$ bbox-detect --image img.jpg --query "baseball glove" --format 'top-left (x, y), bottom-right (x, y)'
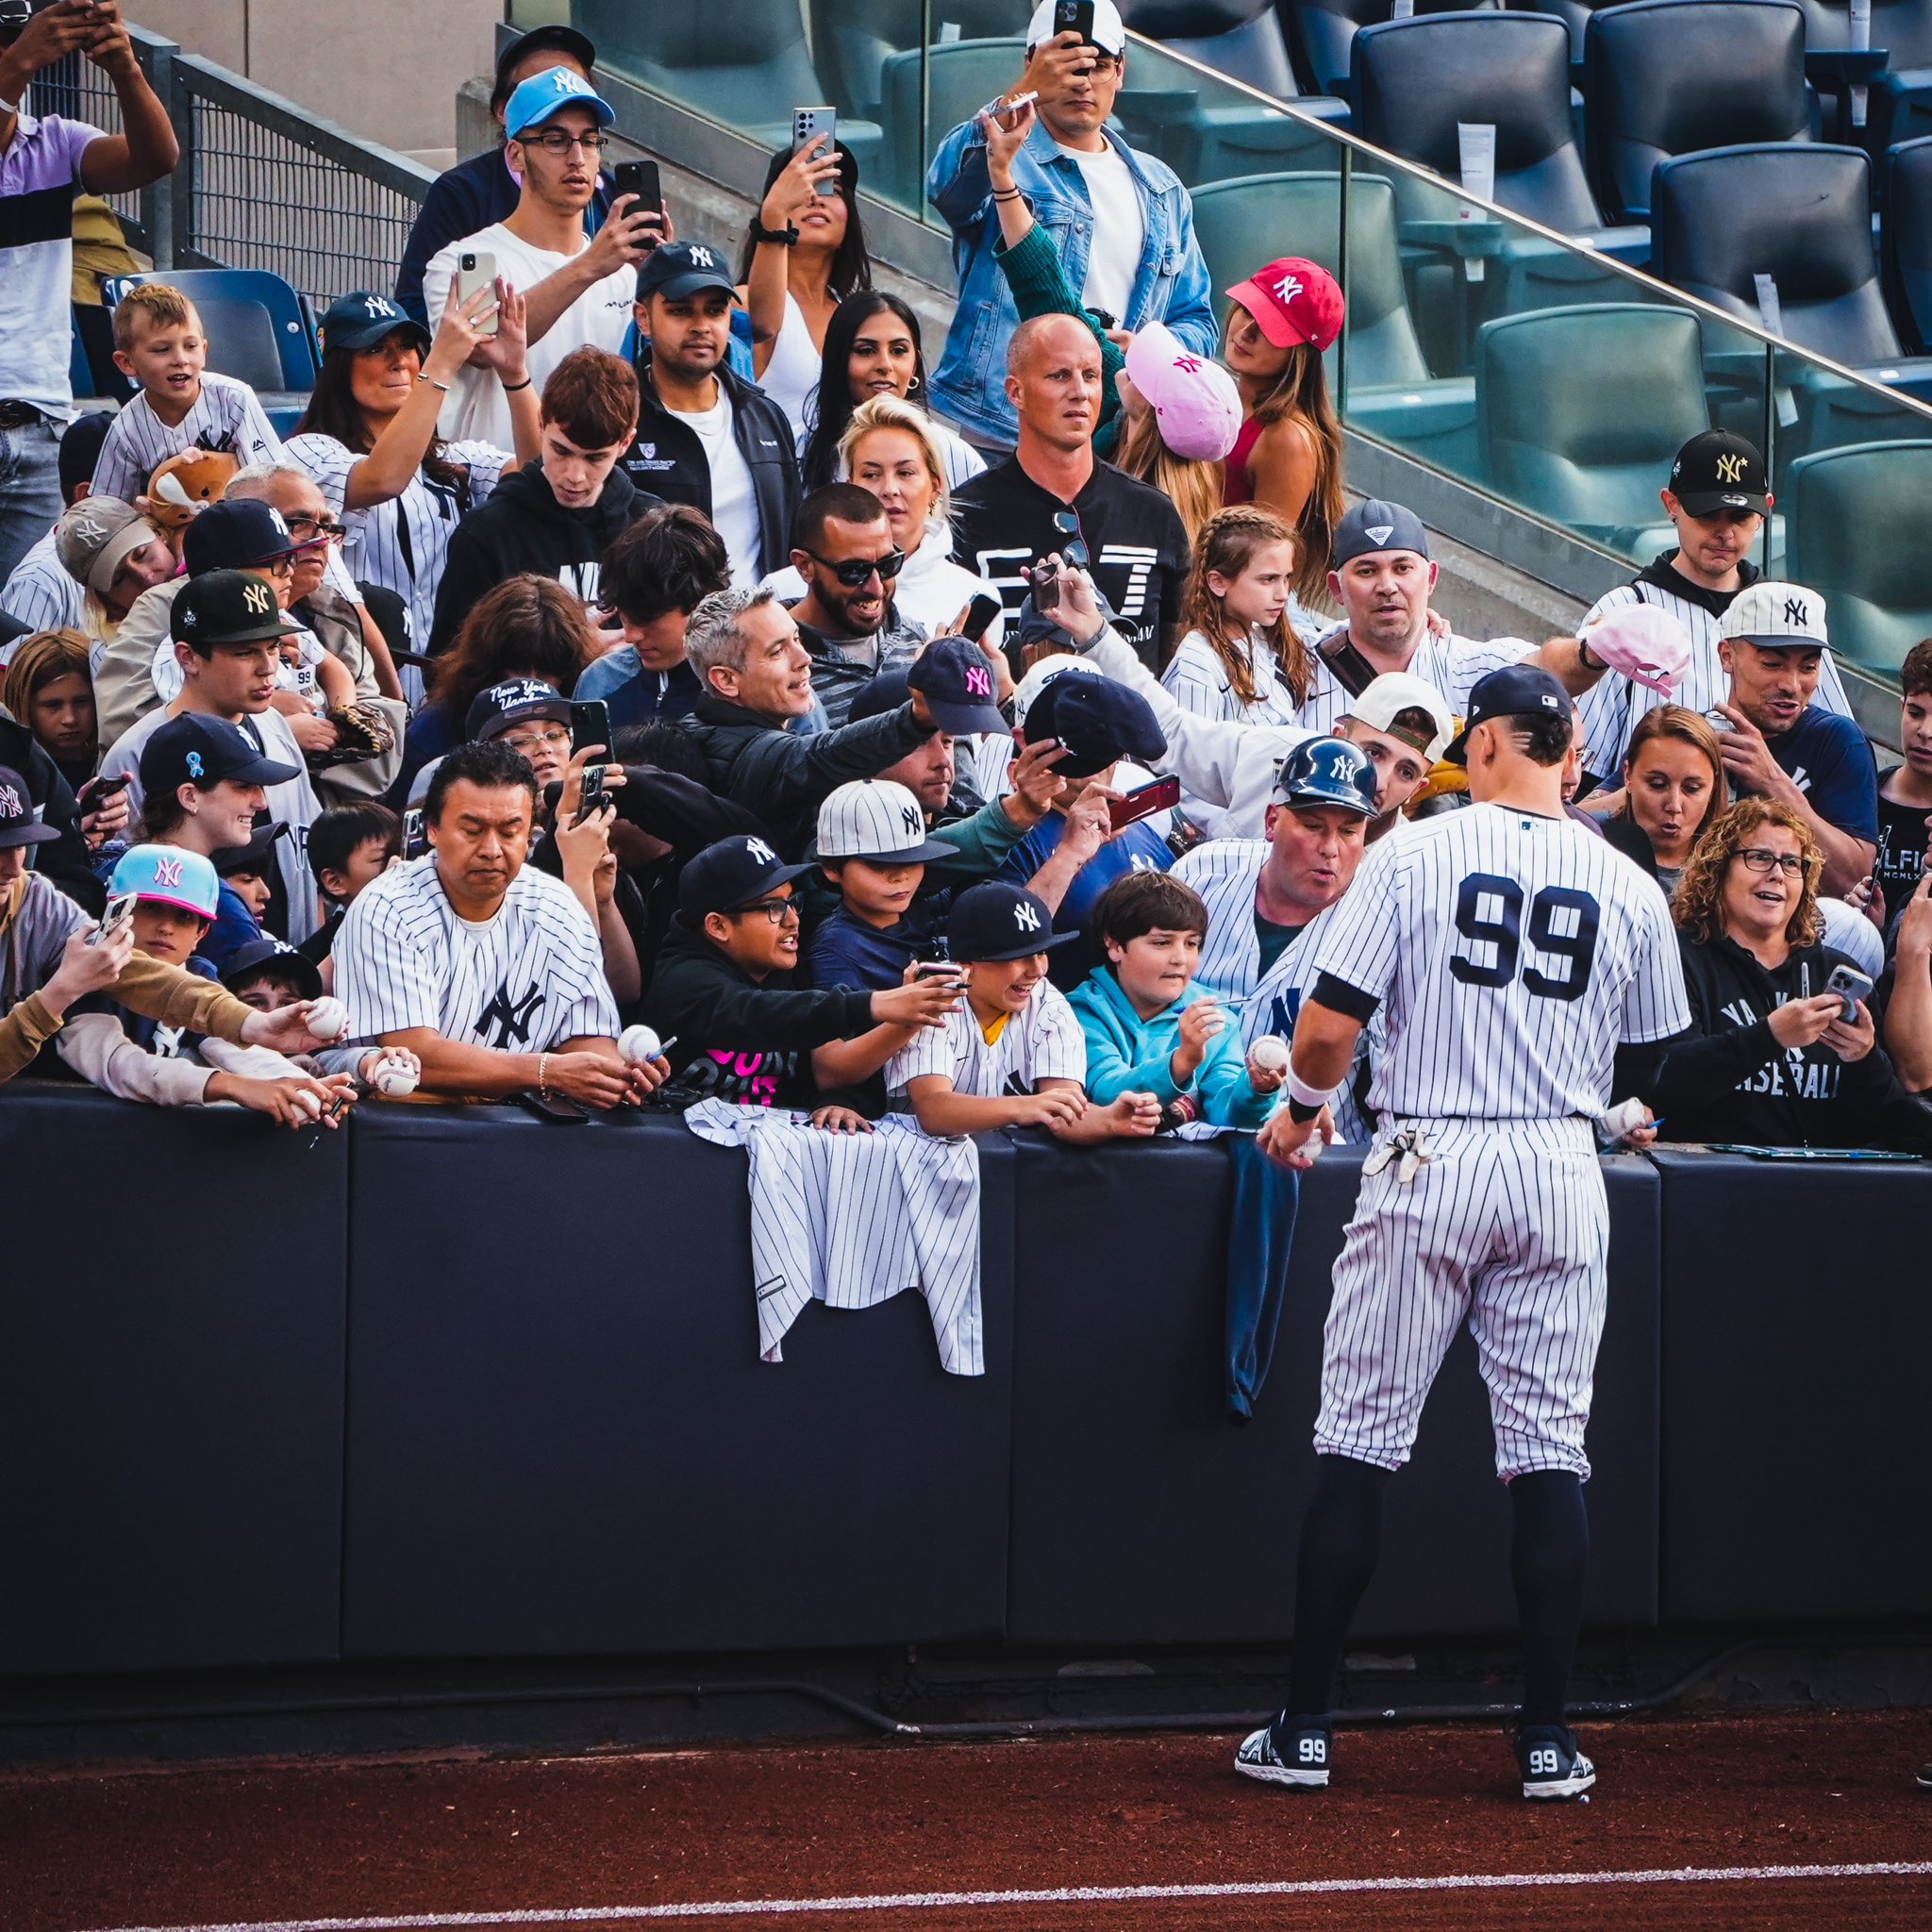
top-left (306, 700), bottom-right (397, 770)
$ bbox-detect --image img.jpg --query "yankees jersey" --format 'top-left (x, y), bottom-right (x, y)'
top-left (0, 527), bottom-right (83, 643)
top-left (336, 855), bottom-right (618, 1050)
top-left (1173, 839), bottom-right (1272, 1002)
top-left (1310, 802), bottom-right (1690, 1122)
top-left (92, 373), bottom-right (284, 504)
top-left (949, 457), bottom-right (1189, 665)
top-left (1163, 629), bottom-right (1303, 840)
top-left (1297, 626), bottom-right (1533, 738)
top-left (887, 978), bottom-right (1087, 1103)
top-left (285, 432), bottom-right (508, 651)
top-left (1574, 558), bottom-right (1853, 783)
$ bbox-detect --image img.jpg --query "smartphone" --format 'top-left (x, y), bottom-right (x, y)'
top-left (455, 249), bottom-right (499, 339)
top-left (1108, 774), bottom-right (1181, 832)
top-left (402, 808), bottom-right (427, 860)
top-left (913, 960), bottom-right (967, 986)
top-left (570, 698), bottom-right (612, 758)
top-left (91, 890), bottom-right (137, 947)
top-left (792, 107), bottom-right (839, 193)
top-left (1055, 0), bottom-right (1099, 44)
top-left (517, 1091), bottom-right (590, 1125)
top-left (1824, 962), bottom-right (1874, 1021)
top-left (1026, 560), bottom-right (1061, 612)
top-left (77, 772), bottom-right (129, 812)
top-left (574, 763), bottom-right (608, 827)
top-left (962, 592), bottom-right (1003, 642)
top-left (980, 89), bottom-right (1039, 128)
top-left (613, 158), bottom-right (661, 217)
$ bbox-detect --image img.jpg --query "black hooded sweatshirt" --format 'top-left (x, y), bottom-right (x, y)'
top-left (1641, 929), bottom-right (1932, 1150)
top-left (426, 461), bottom-right (662, 653)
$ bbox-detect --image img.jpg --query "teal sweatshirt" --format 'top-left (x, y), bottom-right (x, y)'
top-left (1066, 964), bottom-right (1274, 1127)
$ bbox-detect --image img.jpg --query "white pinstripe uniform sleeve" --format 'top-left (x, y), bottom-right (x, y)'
top-left (1, 540), bottom-right (84, 635)
top-left (1173, 840), bottom-right (1267, 1000)
top-left (1574, 584), bottom-right (1645, 780)
top-left (887, 1005), bottom-right (970, 1095)
top-left (90, 397), bottom-right (160, 503)
top-left (545, 908), bottom-right (623, 1041)
top-left (336, 872), bottom-right (447, 1038)
top-left (1161, 632), bottom-right (1241, 721)
top-left (1024, 980), bottom-right (1088, 1086)
top-left (1617, 877), bottom-right (1691, 1042)
top-left (285, 433), bottom-right (355, 515)
top-left (1308, 830), bottom-right (1407, 1008)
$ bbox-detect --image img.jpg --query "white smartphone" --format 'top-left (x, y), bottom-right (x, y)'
top-left (92, 891), bottom-right (137, 947)
top-left (1824, 962), bottom-right (1874, 1021)
top-left (455, 248), bottom-right (499, 339)
top-left (792, 107), bottom-right (838, 193)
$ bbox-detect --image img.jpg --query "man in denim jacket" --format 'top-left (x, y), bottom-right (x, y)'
top-left (924, 0), bottom-right (1217, 450)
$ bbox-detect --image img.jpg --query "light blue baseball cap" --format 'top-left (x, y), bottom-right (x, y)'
top-left (504, 65), bottom-right (615, 142)
top-left (109, 843), bottom-right (221, 922)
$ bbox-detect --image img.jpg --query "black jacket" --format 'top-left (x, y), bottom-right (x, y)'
top-left (677, 693), bottom-right (936, 859)
top-left (1644, 929), bottom-right (1932, 1150)
top-left (641, 915), bottom-right (874, 1109)
top-left (0, 717), bottom-right (102, 916)
top-left (620, 349), bottom-right (801, 579)
top-left (427, 461), bottom-right (661, 653)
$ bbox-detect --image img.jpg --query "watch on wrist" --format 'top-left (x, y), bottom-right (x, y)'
top-left (752, 218), bottom-right (800, 246)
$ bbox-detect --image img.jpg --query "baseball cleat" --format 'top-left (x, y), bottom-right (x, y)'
top-left (1517, 1724), bottom-right (1596, 1801)
top-left (1235, 1717), bottom-right (1331, 1790)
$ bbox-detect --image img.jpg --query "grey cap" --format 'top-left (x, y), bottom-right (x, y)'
top-left (1331, 499), bottom-right (1430, 569)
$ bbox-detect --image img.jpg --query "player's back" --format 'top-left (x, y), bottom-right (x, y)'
top-left (1315, 803), bottom-right (1685, 1123)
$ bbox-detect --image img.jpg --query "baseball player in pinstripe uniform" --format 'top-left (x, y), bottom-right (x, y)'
top-left (1235, 664), bottom-right (1690, 1803)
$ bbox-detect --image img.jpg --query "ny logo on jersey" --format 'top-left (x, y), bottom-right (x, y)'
top-left (744, 837), bottom-right (778, 866)
top-left (242, 580), bottom-right (275, 616)
top-left (476, 979), bottom-right (544, 1049)
top-left (963, 664), bottom-right (992, 699)
top-left (1272, 271), bottom-right (1304, 304)
top-left (153, 855), bottom-right (185, 888)
top-left (1011, 898), bottom-right (1042, 934)
top-left (1716, 454), bottom-right (1746, 484)
top-left (1783, 596), bottom-right (1808, 626)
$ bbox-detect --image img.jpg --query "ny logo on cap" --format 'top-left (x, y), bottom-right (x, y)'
top-left (67, 507), bottom-right (111, 547)
top-left (1272, 272), bottom-right (1304, 303)
top-left (1012, 898), bottom-right (1041, 933)
top-left (267, 508), bottom-right (291, 536)
top-left (0, 783), bottom-right (21, 819)
top-left (185, 751), bottom-right (205, 780)
top-left (154, 855), bottom-right (184, 888)
top-left (899, 804), bottom-right (921, 836)
top-left (689, 245), bottom-right (717, 269)
top-left (1784, 596), bottom-right (1808, 625)
top-left (963, 665), bottom-right (992, 699)
top-left (1366, 525), bottom-right (1393, 546)
top-left (1716, 453), bottom-right (1746, 484)
top-left (361, 295), bottom-right (395, 318)
top-left (552, 71), bottom-right (592, 95)
top-left (743, 837), bottom-right (777, 866)
top-left (1173, 354), bottom-right (1202, 375)
top-left (242, 581), bottom-right (274, 615)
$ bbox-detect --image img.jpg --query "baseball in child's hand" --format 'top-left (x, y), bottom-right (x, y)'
top-left (1247, 1034), bottom-right (1289, 1074)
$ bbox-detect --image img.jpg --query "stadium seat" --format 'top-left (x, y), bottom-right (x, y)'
top-left (1283, 0), bottom-right (1501, 101)
top-left (1887, 136), bottom-right (1932, 350)
top-left (1584, 0), bottom-right (1811, 225)
top-left (1189, 171), bottom-right (1478, 474)
top-left (1476, 303), bottom-right (1707, 553)
top-left (101, 268), bottom-right (320, 408)
top-left (810, 0), bottom-right (1019, 121)
top-left (1786, 439), bottom-right (1932, 670)
top-left (578, 0), bottom-right (882, 175)
top-left (878, 37), bottom-right (1028, 208)
top-left (1514, 0), bottom-right (1615, 63)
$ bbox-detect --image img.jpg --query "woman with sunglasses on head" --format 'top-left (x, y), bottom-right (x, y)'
top-left (738, 138), bottom-right (876, 454)
top-left (797, 292), bottom-right (985, 495)
top-left (1633, 797), bottom-right (1932, 1150)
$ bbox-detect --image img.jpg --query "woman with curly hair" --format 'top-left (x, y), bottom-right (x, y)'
top-left (1644, 797), bottom-right (1932, 1149)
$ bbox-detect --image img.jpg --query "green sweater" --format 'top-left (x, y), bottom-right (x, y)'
top-left (993, 222), bottom-right (1126, 458)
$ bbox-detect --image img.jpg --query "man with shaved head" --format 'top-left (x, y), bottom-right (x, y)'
top-left (951, 313), bottom-right (1190, 669)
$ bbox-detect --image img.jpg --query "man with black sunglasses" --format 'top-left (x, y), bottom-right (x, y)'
top-left (784, 484), bottom-right (926, 728)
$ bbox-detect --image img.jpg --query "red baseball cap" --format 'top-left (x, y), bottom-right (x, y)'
top-left (1224, 257), bottom-right (1345, 353)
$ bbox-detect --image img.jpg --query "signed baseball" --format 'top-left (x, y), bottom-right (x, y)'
top-left (372, 1058), bottom-right (418, 1098)
top-left (620, 1024), bottom-right (663, 1066)
top-left (307, 995), bottom-right (348, 1040)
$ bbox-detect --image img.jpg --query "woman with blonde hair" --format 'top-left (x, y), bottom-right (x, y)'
top-left (1647, 797), bottom-right (1931, 1149)
top-left (1611, 704), bottom-right (1726, 897)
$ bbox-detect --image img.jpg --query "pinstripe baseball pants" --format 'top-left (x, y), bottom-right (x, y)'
top-left (1313, 1117), bottom-right (1607, 1481)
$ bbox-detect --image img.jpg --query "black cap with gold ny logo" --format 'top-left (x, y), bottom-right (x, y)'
top-left (1669, 429), bottom-right (1770, 518)
top-left (170, 568), bottom-right (297, 648)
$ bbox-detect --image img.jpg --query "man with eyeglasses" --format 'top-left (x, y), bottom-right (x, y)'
top-left (425, 67), bottom-right (661, 452)
top-left (925, 0), bottom-right (1216, 454)
top-left (780, 483), bottom-right (926, 729)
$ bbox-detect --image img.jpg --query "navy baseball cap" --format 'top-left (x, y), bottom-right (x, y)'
top-left (1023, 670), bottom-right (1165, 779)
top-left (58, 410), bottom-right (113, 503)
top-left (1274, 736), bottom-right (1377, 815)
top-left (636, 241), bottom-right (737, 304)
top-left (492, 23), bottom-right (597, 109)
top-left (908, 637), bottom-right (1009, 737)
top-left (170, 569), bottom-right (298, 647)
top-left (182, 499), bottom-right (301, 575)
top-left (211, 818), bottom-right (290, 876)
top-left (1444, 663), bottom-right (1572, 766)
top-left (141, 715), bottom-right (301, 800)
top-left (849, 667), bottom-right (912, 724)
top-left (679, 833), bottom-right (814, 917)
top-left (946, 881), bottom-right (1078, 963)
top-left (320, 291), bottom-right (431, 356)
top-left (465, 677), bottom-right (570, 743)
top-left (0, 764), bottom-right (59, 850)
top-left (1331, 498), bottom-right (1430, 568)
top-left (220, 935), bottom-right (322, 1000)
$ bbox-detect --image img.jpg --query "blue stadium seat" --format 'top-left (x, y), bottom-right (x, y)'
top-left (1886, 135), bottom-right (1932, 349)
top-left (1476, 303), bottom-right (1707, 553)
top-left (879, 37), bottom-right (1028, 209)
top-left (1584, 0), bottom-right (1811, 225)
top-left (1786, 439), bottom-right (1932, 670)
top-left (101, 268), bottom-right (319, 397)
top-left (1283, 0), bottom-right (1502, 101)
top-left (811, 0), bottom-right (1020, 121)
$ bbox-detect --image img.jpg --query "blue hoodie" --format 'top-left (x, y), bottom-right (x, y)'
top-left (1067, 964), bottom-right (1274, 1128)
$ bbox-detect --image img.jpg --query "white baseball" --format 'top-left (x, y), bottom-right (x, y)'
top-left (307, 995), bottom-right (348, 1040)
top-left (373, 1058), bottom-right (418, 1098)
top-left (620, 1024), bottom-right (662, 1065)
top-left (291, 1087), bottom-right (324, 1120)
top-left (1602, 1097), bottom-right (1649, 1141)
top-left (1247, 1034), bottom-right (1290, 1074)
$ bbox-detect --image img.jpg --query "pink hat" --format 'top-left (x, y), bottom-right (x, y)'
top-left (1580, 605), bottom-right (1694, 696)
top-left (1224, 256), bottom-right (1345, 352)
top-left (1124, 322), bottom-right (1242, 462)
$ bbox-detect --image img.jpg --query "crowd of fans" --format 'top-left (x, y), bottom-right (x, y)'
top-left (3, 0), bottom-right (1930, 1183)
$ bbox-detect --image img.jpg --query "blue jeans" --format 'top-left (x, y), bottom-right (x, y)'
top-left (0, 417), bottom-right (61, 590)
top-left (1224, 1132), bottom-right (1302, 1423)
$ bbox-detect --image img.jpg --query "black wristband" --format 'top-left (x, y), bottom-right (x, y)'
top-left (1287, 1097), bottom-right (1323, 1124)
top-left (752, 219), bottom-right (800, 246)
top-left (501, 377), bottom-right (532, 392)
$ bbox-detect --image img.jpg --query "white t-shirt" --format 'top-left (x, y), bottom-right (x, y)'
top-left (672, 387), bottom-right (761, 588)
top-left (1061, 139), bottom-right (1145, 325)
top-left (92, 372), bottom-right (285, 504)
top-left (336, 854), bottom-right (618, 1050)
top-left (887, 979), bottom-right (1087, 1103)
top-left (423, 222), bottom-right (636, 449)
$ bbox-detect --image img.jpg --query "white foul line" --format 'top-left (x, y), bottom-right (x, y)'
top-left (82, 1859), bottom-right (1932, 1931)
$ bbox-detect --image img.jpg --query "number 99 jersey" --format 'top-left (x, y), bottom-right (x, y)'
top-left (1309, 804), bottom-right (1690, 1123)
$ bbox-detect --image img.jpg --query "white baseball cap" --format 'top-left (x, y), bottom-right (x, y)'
top-left (1009, 650), bottom-right (1103, 729)
top-left (1340, 671), bottom-right (1456, 765)
top-left (817, 779), bottom-right (957, 865)
top-left (1719, 580), bottom-right (1830, 651)
top-left (1026, 0), bottom-right (1127, 54)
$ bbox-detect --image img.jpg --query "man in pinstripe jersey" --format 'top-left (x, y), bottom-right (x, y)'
top-left (1237, 664), bottom-right (1690, 1804)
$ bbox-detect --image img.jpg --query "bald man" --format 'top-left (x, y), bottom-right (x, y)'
top-left (950, 314), bottom-right (1190, 670)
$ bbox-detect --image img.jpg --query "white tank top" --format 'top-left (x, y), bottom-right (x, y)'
top-left (760, 291), bottom-right (824, 452)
